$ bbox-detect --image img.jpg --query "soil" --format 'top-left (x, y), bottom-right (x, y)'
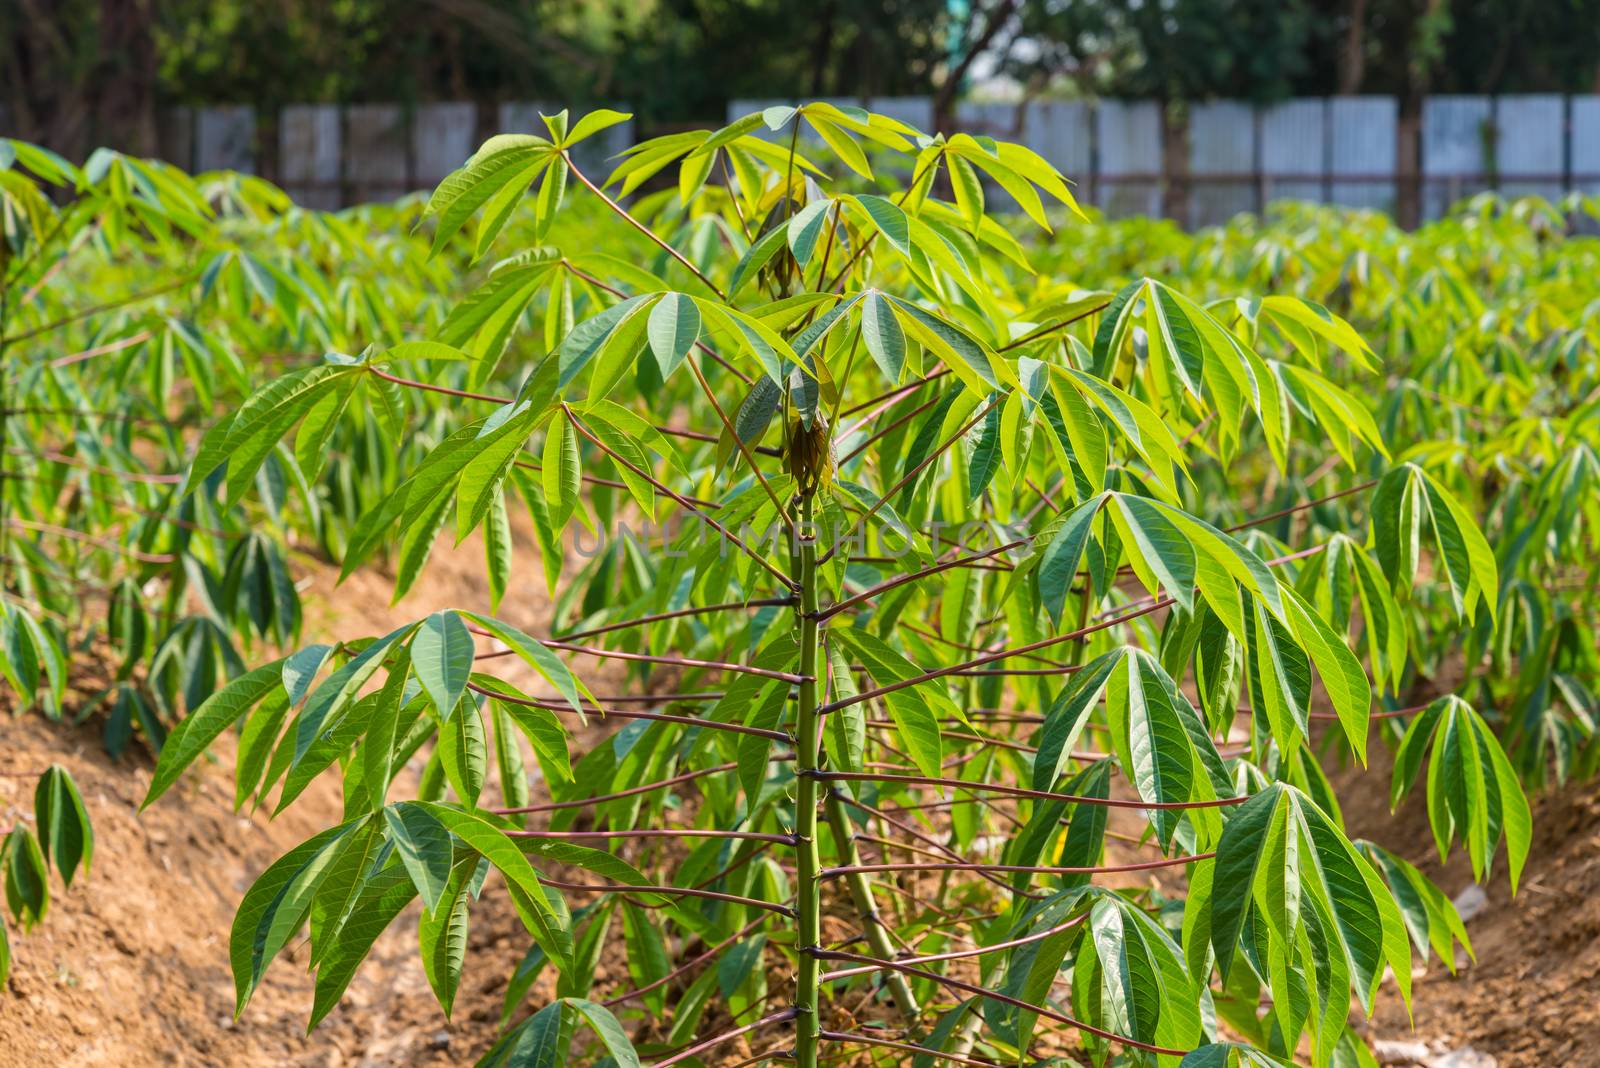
top-left (1337, 748), bottom-right (1600, 1067)
top-left (3, 523), bottom-right (1598, 1066)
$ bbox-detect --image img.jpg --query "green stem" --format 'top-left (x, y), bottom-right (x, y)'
top-left (793, 494), bottom-right (822, 1068)
top-left (822, 789), bottom-right (921, 1017)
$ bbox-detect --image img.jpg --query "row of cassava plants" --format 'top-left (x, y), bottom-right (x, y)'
top-left (0, 141), bottom-right (464, 980)
top-left (0, 131), bottom-right (744, 984)
top-left (140, 105), bottom-right (1548, 1068)
top-left (1023, 195), bottom-right (1600, 793)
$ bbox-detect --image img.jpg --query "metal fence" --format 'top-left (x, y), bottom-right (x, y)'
top-left (734, 94), bottom-right (1600, 227)
top-left (41, 101), bottom-right (634, 209)
top-left (6, 95), bottom-right (1598, 224)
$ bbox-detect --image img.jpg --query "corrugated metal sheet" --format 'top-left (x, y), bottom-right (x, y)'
top-left (1096, 100), bottom-right (1162, 218)
top-left (1497, 94), bottom-right (1565, 200)
top-left (195, 106), bottom-right (255, 175)
top-left (413, 103), bottom-right (477, 188)
top-left (1423, 95), bottom-right (1493, 218)
top-left (1260, 99), bottom-right (1326, 205)
top-left (1189, 101), bottom-right (1256, 227)
top-left (1329, 97), bottom-right (1396, 212)
top-left (280, 105), bottom-right (341, 210)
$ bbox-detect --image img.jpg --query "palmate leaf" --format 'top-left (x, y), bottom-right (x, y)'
top-left (309, 863), bottom-right (417, 1028)
top-left (1391, 696), bottom-right (1532, 888)
top-left (424, 135), bottom-right (555, 256)
top-left (307, 814), bottom-right (384, 965)
top-left (1372, 463), bottom-right (1499, 622)
top-left (1057, 366), bottom-right (1189, 501)
top-left (1359, 841), bottom-right (1473, 971)
top-left (185, 364), bottom-right (359, 501)
top-left (1084, 892), bottom-right (1203, 1061)
top-left (3, 826), bottom-right (50, 932)
top-left (1107, 649), bottom-right (1228, 850)
top-left (231, 822), bottom-right (355, 1014)
top-left (33, 765), bottom-right (93, 887)
top-left (293, 625), bottom-right (416, 765)
top-left (1258, 296), bottom-right (1378, 373)
top-left (1207, 783), bottom-right (1410, 1018)
top-left (418, 803), bottom-right (575, 975)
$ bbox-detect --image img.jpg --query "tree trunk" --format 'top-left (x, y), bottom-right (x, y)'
top-left (932, 0), bottom-right (1017, 134)
top-left (1160, 101), bottom-right (1191, 227)
top-left (1338, 0), bottom-right (1368, 95)
top-left (92, 0), bottom-right (159, 154)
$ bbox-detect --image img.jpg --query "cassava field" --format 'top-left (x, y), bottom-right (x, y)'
top-left (1, 108), bottom-right (1597, 1068)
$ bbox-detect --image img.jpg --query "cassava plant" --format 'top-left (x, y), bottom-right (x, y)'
top-left (1, 138), bottom-right (423, 982)
top-left (146, 105), bottom-right (1534, 1068)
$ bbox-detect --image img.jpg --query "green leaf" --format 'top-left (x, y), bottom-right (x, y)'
top-left (231, 823), bottom-right (353, 1014)
top-left (437, 698), bottom-right (488, 807)
top-left (825, 641), bottom-right (866, 777)
top-left (565, 998), bottom-right (642, 1068)
top-left (383, 802), bottom-right (454, 914)
top-left (542, 417), bottom-right (580, 530)
top-left (565, 109), bottom-right (632, 146)
top-left (143, 658), bottom-right (287, 808)
top-left (34, 765), bottom-right (93, 887)
top-left (507, 1001), bottom-right (566, 1067)
top-left (1035, 493), bottom-right (1104, 629)
top-left (647, 292), bottom-right (700, 379)
top-left (495, 693), bottom-right (573, 784)
top-left (1033, 651), bottom-right (1118, 790)
top-left (486, 490), bottom-right (514, 614)
top-left (414, 611), bottom-right (474, 722)
top-left (786, 200), bottom-right (833, 266)
top-left (456, 405), bottom-right (540, 541)
top-left (309, 864), bottom-right (417, 1028)
top-left (462, 614), bottom-right (587, 715)
top-left (887, 295), bottom-right (998, 393)
top-left (1208, 786), bottom-right (1284, 981)
top-left (419, 803), bottom-right (575, 975)
top-left (1281, 586), bottom-right (1371, 762)
top-left (293, 626), bottom-right (414, 764)
top-left (420, 855), bottom-right (478, 1016)
top-left (307, 816), bottom-right (384, 964)
top-left (1110, 493), bottom-right (1196, 613)
top-left (558, 294), bottom-right (653, 389)
top-left (848, 194), bottom-right (911, 257)
top-left (831, 627), bottom-right (953, 776)
top-left (425, 141), bottom-right (553, 255)
top-left (1113, 650), bottom-right (1224, 850)
top-left (3, 826), bottom-right (50, 931)
top-left (859, 290), bottom-right (905, 382)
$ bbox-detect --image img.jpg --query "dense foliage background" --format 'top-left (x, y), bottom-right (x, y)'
top-left (7, 0), bottom-right (1600, 155)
